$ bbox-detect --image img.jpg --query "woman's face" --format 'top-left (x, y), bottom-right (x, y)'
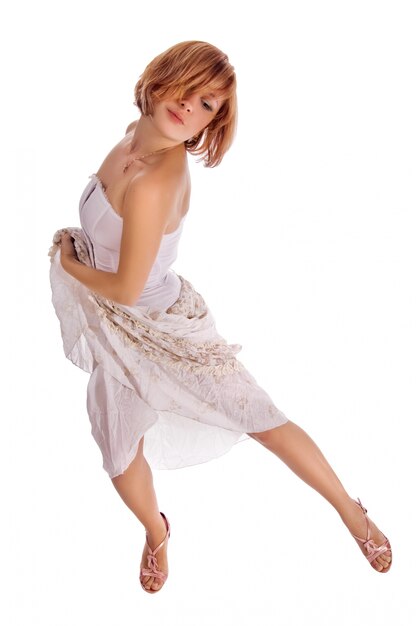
top-left (152, 90), bottom-right (224, 142)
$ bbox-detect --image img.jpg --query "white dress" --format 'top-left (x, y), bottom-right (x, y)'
top-left (48, 174), bottom-right (289, 478)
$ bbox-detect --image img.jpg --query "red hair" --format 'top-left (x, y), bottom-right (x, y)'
top-left (133, 41), bottom-right (238, 168)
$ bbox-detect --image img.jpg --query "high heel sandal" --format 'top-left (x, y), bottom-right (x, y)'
top-left (350, 497), bottom-right (392, 573)
top-left (140, 511), bottom-right (171, 593)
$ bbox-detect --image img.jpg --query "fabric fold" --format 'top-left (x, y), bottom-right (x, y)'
top-left (49, 227), bottom-right (288, 477)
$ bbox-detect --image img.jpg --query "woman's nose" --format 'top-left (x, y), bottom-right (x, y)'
top-left (179, 99), bottom-right (192, 113)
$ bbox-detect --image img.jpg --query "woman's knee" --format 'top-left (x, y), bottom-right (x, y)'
top-left (137, 434), bottom-right (145, 454)
top-left (111, 436), bottom-right (147, 482)
top-left (131, 435), bottom-right (146, 467)
top-left (247, 419), bottom-right (293, 443)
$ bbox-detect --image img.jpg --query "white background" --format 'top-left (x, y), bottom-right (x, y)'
top-left (1, 0), bottom-right (415, 624)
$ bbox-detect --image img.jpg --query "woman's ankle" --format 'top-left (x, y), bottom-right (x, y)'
top-left (145, 512), bottom-right (167, 539)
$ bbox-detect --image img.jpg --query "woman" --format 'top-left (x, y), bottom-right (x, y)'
top-left (49, 40), bottom-right (392, 594)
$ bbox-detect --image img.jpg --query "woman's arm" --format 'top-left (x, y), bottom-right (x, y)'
top-left (60, 245), bottom-right (124, 303)
top-left (115, 172), bottom-right (174, 305)
top-left (60, 171), bottom-right (173, 306)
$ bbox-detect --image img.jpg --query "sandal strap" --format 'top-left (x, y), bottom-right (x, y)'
top-left (358, 538), bottom-right (390, 564)
top-left (140, 511), bottom-right (171, 585)
top-left (351, 497), bottom-right (371, 542)
top-left (141, 555), bottom-right (168, 581)
top-left (351, 497), bottom-right (391, 564)
top-left (146, 535), bottom-right (167, 556)
top-left (145, 512), bottom-right (171, 556)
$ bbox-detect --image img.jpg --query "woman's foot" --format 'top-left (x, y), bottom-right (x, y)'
top-left (340, 497), bottom-right (392, 572)
top-left (140, 513), bottom-right (170, 592)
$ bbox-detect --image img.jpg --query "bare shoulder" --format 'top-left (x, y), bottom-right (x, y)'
top-left (125, 120), bottom-right (138, 134)
top-left (125, 153), bottom-right (188, 212)
top-left (125, 163), bottom-right (181, 209)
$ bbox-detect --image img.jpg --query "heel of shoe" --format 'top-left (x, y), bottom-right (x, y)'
top-left (354, 497), bottom-right (368, 515)
top-left (160, 511), bottom-right (171, 537)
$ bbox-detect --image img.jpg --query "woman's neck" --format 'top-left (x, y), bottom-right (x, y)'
top-left (128, 115), bottom-right (184, 157)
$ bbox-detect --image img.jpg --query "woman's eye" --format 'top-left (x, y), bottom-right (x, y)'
top-left (202, 101), bottom-right (213, 112)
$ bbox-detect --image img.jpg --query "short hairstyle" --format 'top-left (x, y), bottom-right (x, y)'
top-left (133, 41), bottom-right (238, 168)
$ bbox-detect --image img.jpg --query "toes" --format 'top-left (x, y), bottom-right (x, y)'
top-left (142, 575), bottom-right (153, 589)
top-left (374, 554), bottom-right (390, 570)
top-left (145, 576), bottom-right (154, 589)
top-left (141, 573), bottom-right (163, 591)
top-left (373, 556), bottom-right (383, 572)
top-left (379, 551), bottom-right (392, 566)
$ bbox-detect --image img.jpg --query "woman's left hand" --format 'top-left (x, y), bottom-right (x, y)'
top-left (60, 232), bottom-right (77, 260)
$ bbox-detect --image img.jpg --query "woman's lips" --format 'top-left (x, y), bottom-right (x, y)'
top-left (167, 109), bottom-right (184, 124)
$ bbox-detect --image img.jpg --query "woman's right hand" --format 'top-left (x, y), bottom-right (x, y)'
top-left (60, 232), bottom-right (77, 260)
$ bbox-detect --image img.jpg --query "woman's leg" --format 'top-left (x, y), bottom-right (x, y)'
top-left (110, 435), bottom-right (170, 590)
top-left (247, 420), bottom-right (392, 571)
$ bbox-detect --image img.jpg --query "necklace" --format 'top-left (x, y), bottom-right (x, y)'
top-left (122, 145), bottom-right (176, 173)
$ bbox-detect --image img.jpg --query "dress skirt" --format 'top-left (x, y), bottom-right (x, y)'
top-left (49, 227), bottom-right (289, 478)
